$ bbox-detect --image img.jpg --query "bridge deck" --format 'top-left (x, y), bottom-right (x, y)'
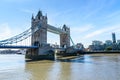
top-left (0, 46), bottom-right (38, 49)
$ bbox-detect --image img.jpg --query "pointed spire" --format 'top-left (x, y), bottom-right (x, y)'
top-left (37, 10), bottom-right (42, 19)
top-left (62, 24), bottom-right (67, 31)
top-left (45, 13), bottom-right (47, 19)
top-left (63, 24), bottom-right (67, 28)
top-left (32, 14), bottom-right (34, 20)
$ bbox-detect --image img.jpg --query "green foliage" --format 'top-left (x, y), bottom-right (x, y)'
top-left (105, 46), bottom-right (112, 51)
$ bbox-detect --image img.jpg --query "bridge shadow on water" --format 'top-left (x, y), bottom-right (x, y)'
top-left (25, 55), bottom-right (98, 64)
top-left (55, 55), bottom-right (95, 64)
top-left (25, 59), bottom-right (54, 63)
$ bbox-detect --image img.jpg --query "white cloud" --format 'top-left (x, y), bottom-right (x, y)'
top-left (68, 24), bottom-right (95, 47)
top-left (84, 24), bottom-right (120, 39)
top-left (106, 11), bottom-right (120, 18)
top-left (83, 0), bottom-right (106, 19)
top-left (0, 23), bottom-right (12, 40)
top-left (83, 0), bottom-right (116, 20)
top-left (84, 30), bottom-right (104, 39)
top-left (47, 32), bottom-right (60, 45)
top-left (20, 9), bottom-right (35, 14)
top-left (48, 9), bottom-right (73, 25)
top-left (52, 9), bottom-right (73, 18)
top-left (71, 24), bottom-right (94, 33)
top-left (0, 23), bottom-right (32, 46)
top-left (83, 9), bottom-right (100, 20)
top-left (1, 0), bottom-right (30, 2)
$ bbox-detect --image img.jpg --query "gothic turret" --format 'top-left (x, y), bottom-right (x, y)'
top-left (36, 10), bottom-right (42, 19)
top-left (31, 14), bottom-right (34, 20)
top-left (45, 13), bottom-right (47, 20)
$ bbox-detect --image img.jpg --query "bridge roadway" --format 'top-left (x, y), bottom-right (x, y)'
top-left (0, 45), bottom-right (38, 49)
top-left (0, 45), bottom-right (66, 52)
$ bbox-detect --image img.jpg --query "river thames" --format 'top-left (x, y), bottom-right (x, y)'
top-left (0, 53), bottom-right (120, 80)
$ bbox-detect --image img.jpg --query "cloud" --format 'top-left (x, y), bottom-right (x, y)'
top-left (52, 9), bottom-right (73, 18)
top-left (20, 9), bottom-right (35, 14)
top-left (106, 11), bottom-right (120, 18)
top-left (0, 23), bottom-right (12, 40)
top-left (83, 9), bottom-right (100, 20)
top-left (69, 24), bottom-right (95, 46)
top-left (0, 23), bottom-right (32, 46)
top-left (47, 32), bottom-right (60, 45)
top-left (84, 24), bottom-right (120, 39)
top-left (71, 24), bottom-right (94, 33)
top-left (83, 0), bottom-right (106, 19)
top-left (48, 9), bottom-right (73, 25)
top-left (83, 0), bottom-right (116, 20)
top-left (1, 0), bottom-right (30, 2)
top-left (84, 30), bottom-right (104, 39)
top-left (0, 23), bottom-right (27, 40)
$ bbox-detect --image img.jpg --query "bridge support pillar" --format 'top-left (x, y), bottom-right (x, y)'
top-left (26, 48), bottom-right (54, 60)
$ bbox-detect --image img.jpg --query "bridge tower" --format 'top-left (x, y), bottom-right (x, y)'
top-left (26, 11), bottom-right (54, 60)
top-left (31, 10), bottom-right (47, 46)
top-left (60, 24), bottom-right (70, 48)
top-left (28, 11), bottom-right (51, 57)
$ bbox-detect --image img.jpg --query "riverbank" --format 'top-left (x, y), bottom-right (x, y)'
top-left (84, 51), bottom-right (120, 54)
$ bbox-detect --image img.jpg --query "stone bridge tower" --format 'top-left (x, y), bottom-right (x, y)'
top-left (31, 11), bottom-right (48, 55)
top-left (31, 10), bottom-right (47, 46)
top-left (60, 24), bottom-right (70, 48)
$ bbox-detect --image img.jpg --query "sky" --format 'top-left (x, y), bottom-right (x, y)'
top-left (0, 0), bottom-right (120, 47)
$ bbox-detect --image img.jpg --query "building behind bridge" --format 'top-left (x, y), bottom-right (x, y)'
top-left (88, 33), bottom-right (120, 51)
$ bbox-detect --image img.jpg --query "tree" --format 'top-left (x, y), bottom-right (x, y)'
top-left (105, 46), bottom-right (112, 51)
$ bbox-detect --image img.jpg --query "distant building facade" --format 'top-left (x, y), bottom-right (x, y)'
top-left (89, 40), bottom-right (104, 51)
top-left (117, 40), bottom-right (120, 44)
top-left (89, 40), bottom-right (120, 51)
top-left (105, 40), bottom-right (112, 46)
top-left (112, 33), bottom-right (116, 43)
top-left (76, 43), bottom-right (84, 50)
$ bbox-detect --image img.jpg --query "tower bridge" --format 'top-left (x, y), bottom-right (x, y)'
top-left (0, 11), bottom-right (75, 60)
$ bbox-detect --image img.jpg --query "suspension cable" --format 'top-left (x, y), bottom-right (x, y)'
top-left (0, 22), bottom-right (42, 46)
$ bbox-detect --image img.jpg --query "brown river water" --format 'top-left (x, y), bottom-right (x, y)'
top-left (0, 53), bottom-right (120, 80)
